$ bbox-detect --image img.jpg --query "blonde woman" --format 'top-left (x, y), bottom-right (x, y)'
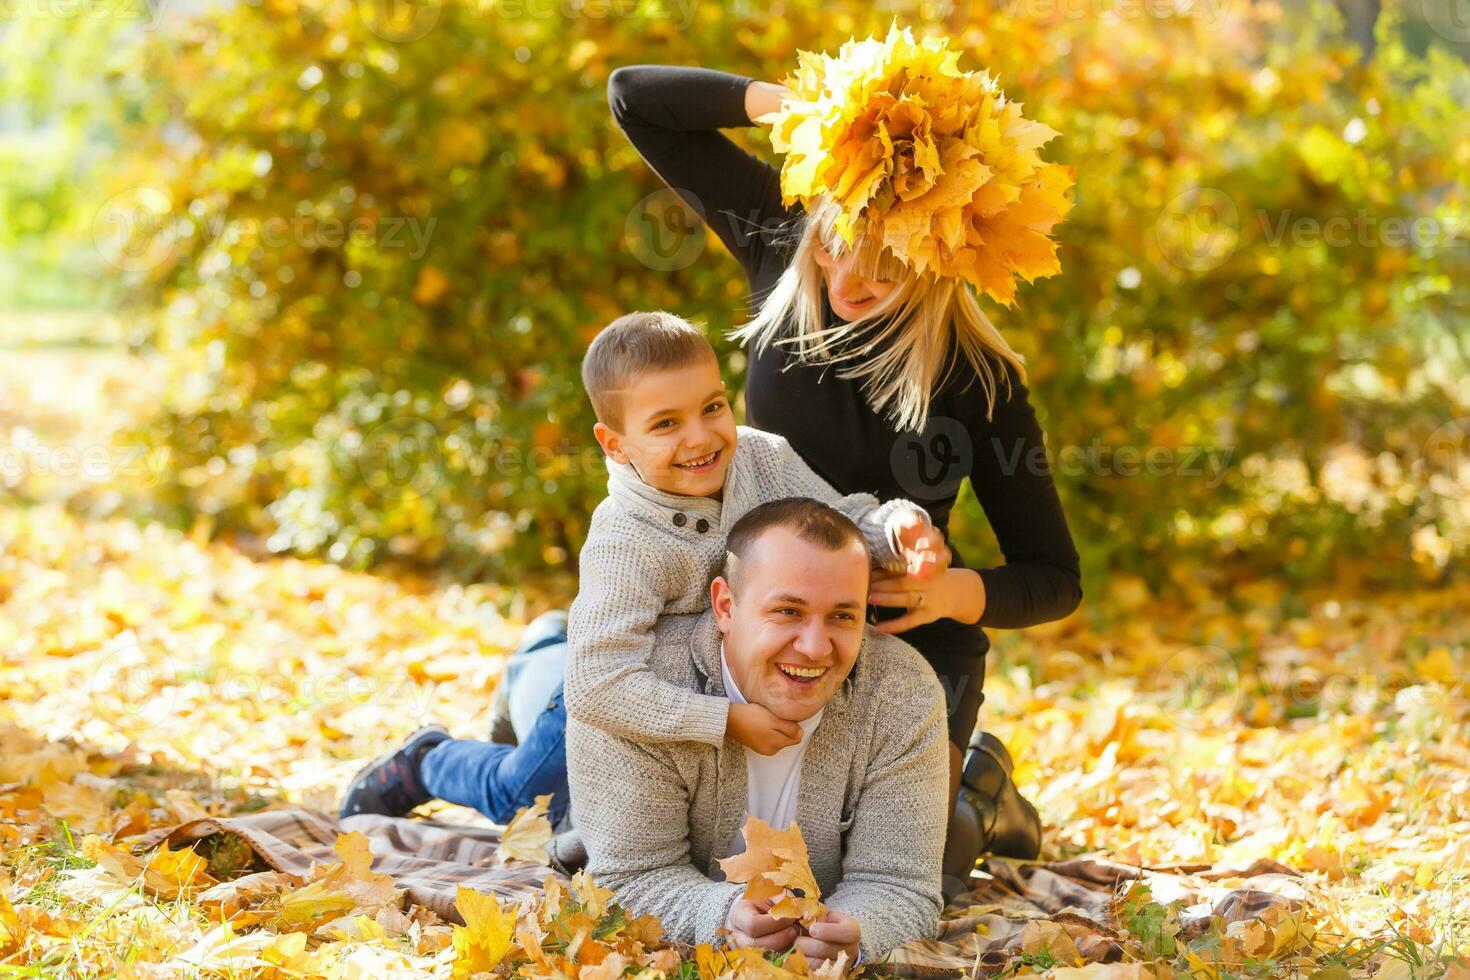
top-left (607, 58), bottom-right (1082, 889)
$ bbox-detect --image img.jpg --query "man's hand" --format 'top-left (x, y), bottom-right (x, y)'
top-left (891, 509), bottom-right (948, 581)
top-left (728, 702), bottom-right (802, 756)
top-left (795, 908), bottom-right (861, 967)
top-left (727, 898), bottom-right (799, 950)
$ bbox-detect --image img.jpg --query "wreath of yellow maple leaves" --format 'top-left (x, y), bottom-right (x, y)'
top-left (757, 22), bottom-right (1075, 306)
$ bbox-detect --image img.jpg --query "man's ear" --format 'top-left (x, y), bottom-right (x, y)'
top-left (593, 421), bottom-right (629, 464)
top-left (711, 575), bottom-right (735, 632)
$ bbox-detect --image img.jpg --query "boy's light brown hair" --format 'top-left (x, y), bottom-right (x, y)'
top-left (581, 311), bottom-right (716, 429)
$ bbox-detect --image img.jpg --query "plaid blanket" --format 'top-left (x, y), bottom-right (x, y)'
top-left (888, 857), bottom-right (1306, 977)
top-left (135, 806), bottom-right (565, 924)
top-left (138, 808), bottom-right (1307, 976)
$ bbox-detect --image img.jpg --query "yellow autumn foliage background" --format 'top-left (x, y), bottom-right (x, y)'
top-left (2, 0), bottom-right (1469, 976)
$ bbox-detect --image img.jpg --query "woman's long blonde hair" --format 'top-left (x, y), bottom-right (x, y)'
top-left (730, 196), bottom-right (1026, 432)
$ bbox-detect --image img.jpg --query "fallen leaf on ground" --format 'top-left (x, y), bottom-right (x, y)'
top-left (452, 885), bottom-right (516, 978)
top-left (497, 794), bottom-right (553, 866)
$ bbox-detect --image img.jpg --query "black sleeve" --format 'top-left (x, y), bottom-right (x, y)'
top-left (968, 365), bottom-right (1084, 629)
top-left (607, 65), bottom-right (793, 280)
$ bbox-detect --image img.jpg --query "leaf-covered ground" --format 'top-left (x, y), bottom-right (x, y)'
top-left (2, 322), bottom-right (1468, 976)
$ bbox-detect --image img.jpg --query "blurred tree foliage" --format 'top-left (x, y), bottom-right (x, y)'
top-left (106, 0), bottom-right (1469, 589)
top-left (0, 14), bottom-right (148, 308)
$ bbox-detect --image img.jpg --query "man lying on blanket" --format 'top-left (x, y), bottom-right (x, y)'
top-left (567, 497), bottom-right (951, 967)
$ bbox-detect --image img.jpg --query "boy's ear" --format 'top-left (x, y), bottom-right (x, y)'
top-left (711, 575), bottom-right (735, 631)
top-left (593, 421), bottom-right (628, 463)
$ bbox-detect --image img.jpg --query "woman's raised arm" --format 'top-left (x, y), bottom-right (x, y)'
top-left (607, 65), bottom-right (794, 278)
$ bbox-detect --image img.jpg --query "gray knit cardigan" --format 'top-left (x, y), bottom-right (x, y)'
top-left (565, 609), bottom-right (949, 962)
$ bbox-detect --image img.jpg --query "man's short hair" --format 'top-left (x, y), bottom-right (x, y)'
top-left (581, 311), bottom-right (716, 429)
top-left (723, 497), bottom-right (871, 591)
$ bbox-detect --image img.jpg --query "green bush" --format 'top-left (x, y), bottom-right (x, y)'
top-left (112, 0), bottom-right (1468, 588)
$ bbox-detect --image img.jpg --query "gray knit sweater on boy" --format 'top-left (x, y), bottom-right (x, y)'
top-left (563, 425), bottom-right (925, 745)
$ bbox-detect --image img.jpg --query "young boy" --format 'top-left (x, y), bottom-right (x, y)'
top-left (563, 310), bottom-right (941, 754)
top-left (338, 312), bottom-right (940, 825)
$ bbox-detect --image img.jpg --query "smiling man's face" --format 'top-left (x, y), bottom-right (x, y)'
top-left (710, 524), bottom-right (870, 722)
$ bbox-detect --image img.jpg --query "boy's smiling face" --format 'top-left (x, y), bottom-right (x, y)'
top-left (593, 354), bottom-right (737, 499)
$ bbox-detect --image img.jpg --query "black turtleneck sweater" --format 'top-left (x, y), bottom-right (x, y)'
top-left (607, 64), bottom-right (1082, 676)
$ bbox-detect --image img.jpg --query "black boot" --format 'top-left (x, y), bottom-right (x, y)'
top-left (941, 791), bottom-right (984, 905)
top-left (960, 731), bottom-right (1042, 860)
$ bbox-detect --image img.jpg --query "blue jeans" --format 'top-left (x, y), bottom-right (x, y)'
top-left (419, 612), bottom-right (570, 826)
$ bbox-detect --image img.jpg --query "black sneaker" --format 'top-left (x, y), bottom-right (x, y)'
top-left (339, 725), bottom-right (450, 818)
top-left (960, 731), bottom-right (1043, 860)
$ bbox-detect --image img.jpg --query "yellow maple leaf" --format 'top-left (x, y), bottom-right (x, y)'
top-left (569, 869), bottom-right (615, 919)
top-left (270, 878), bottom-right (358, 931)
top-left (146, 840), bottom-right (215, 895)
top-left (623, 912), bottom-right (665, 948)
top-left (695, 943), bottom-right (734, 980)
top-left (82, 836), bottom-right (216, 900)
top-left (1413, 646), bottom-right (1459, 684)
top-left (452, 885), bottom-right (517, 979)
top-left (516, 916), bottom-right (556, 972)
top-left (40, 781), bottom-right (113, 836)
top-left (723, 947), bottom-right (797, 978)
top-left (496, 793), bottom-right (554, 866)
top-left (259, 930), bottom-right (309, 970)
top-left (763, 21), bottom-right (1072, 304)
top-left (537, 873), bottom-right (568, 927)
top-left (0, 892), bottom-right (22, 954)
top-left (318, 830), bottom-right (402, 915)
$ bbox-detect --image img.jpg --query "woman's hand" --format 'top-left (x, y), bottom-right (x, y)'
top-left (868, 567), bottom-right (987, 634)
top-left (745, 81), bottom-right (792, 124)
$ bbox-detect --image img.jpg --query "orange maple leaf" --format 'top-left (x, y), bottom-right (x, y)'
top-left (716, 815), bottom-right (827, 927)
